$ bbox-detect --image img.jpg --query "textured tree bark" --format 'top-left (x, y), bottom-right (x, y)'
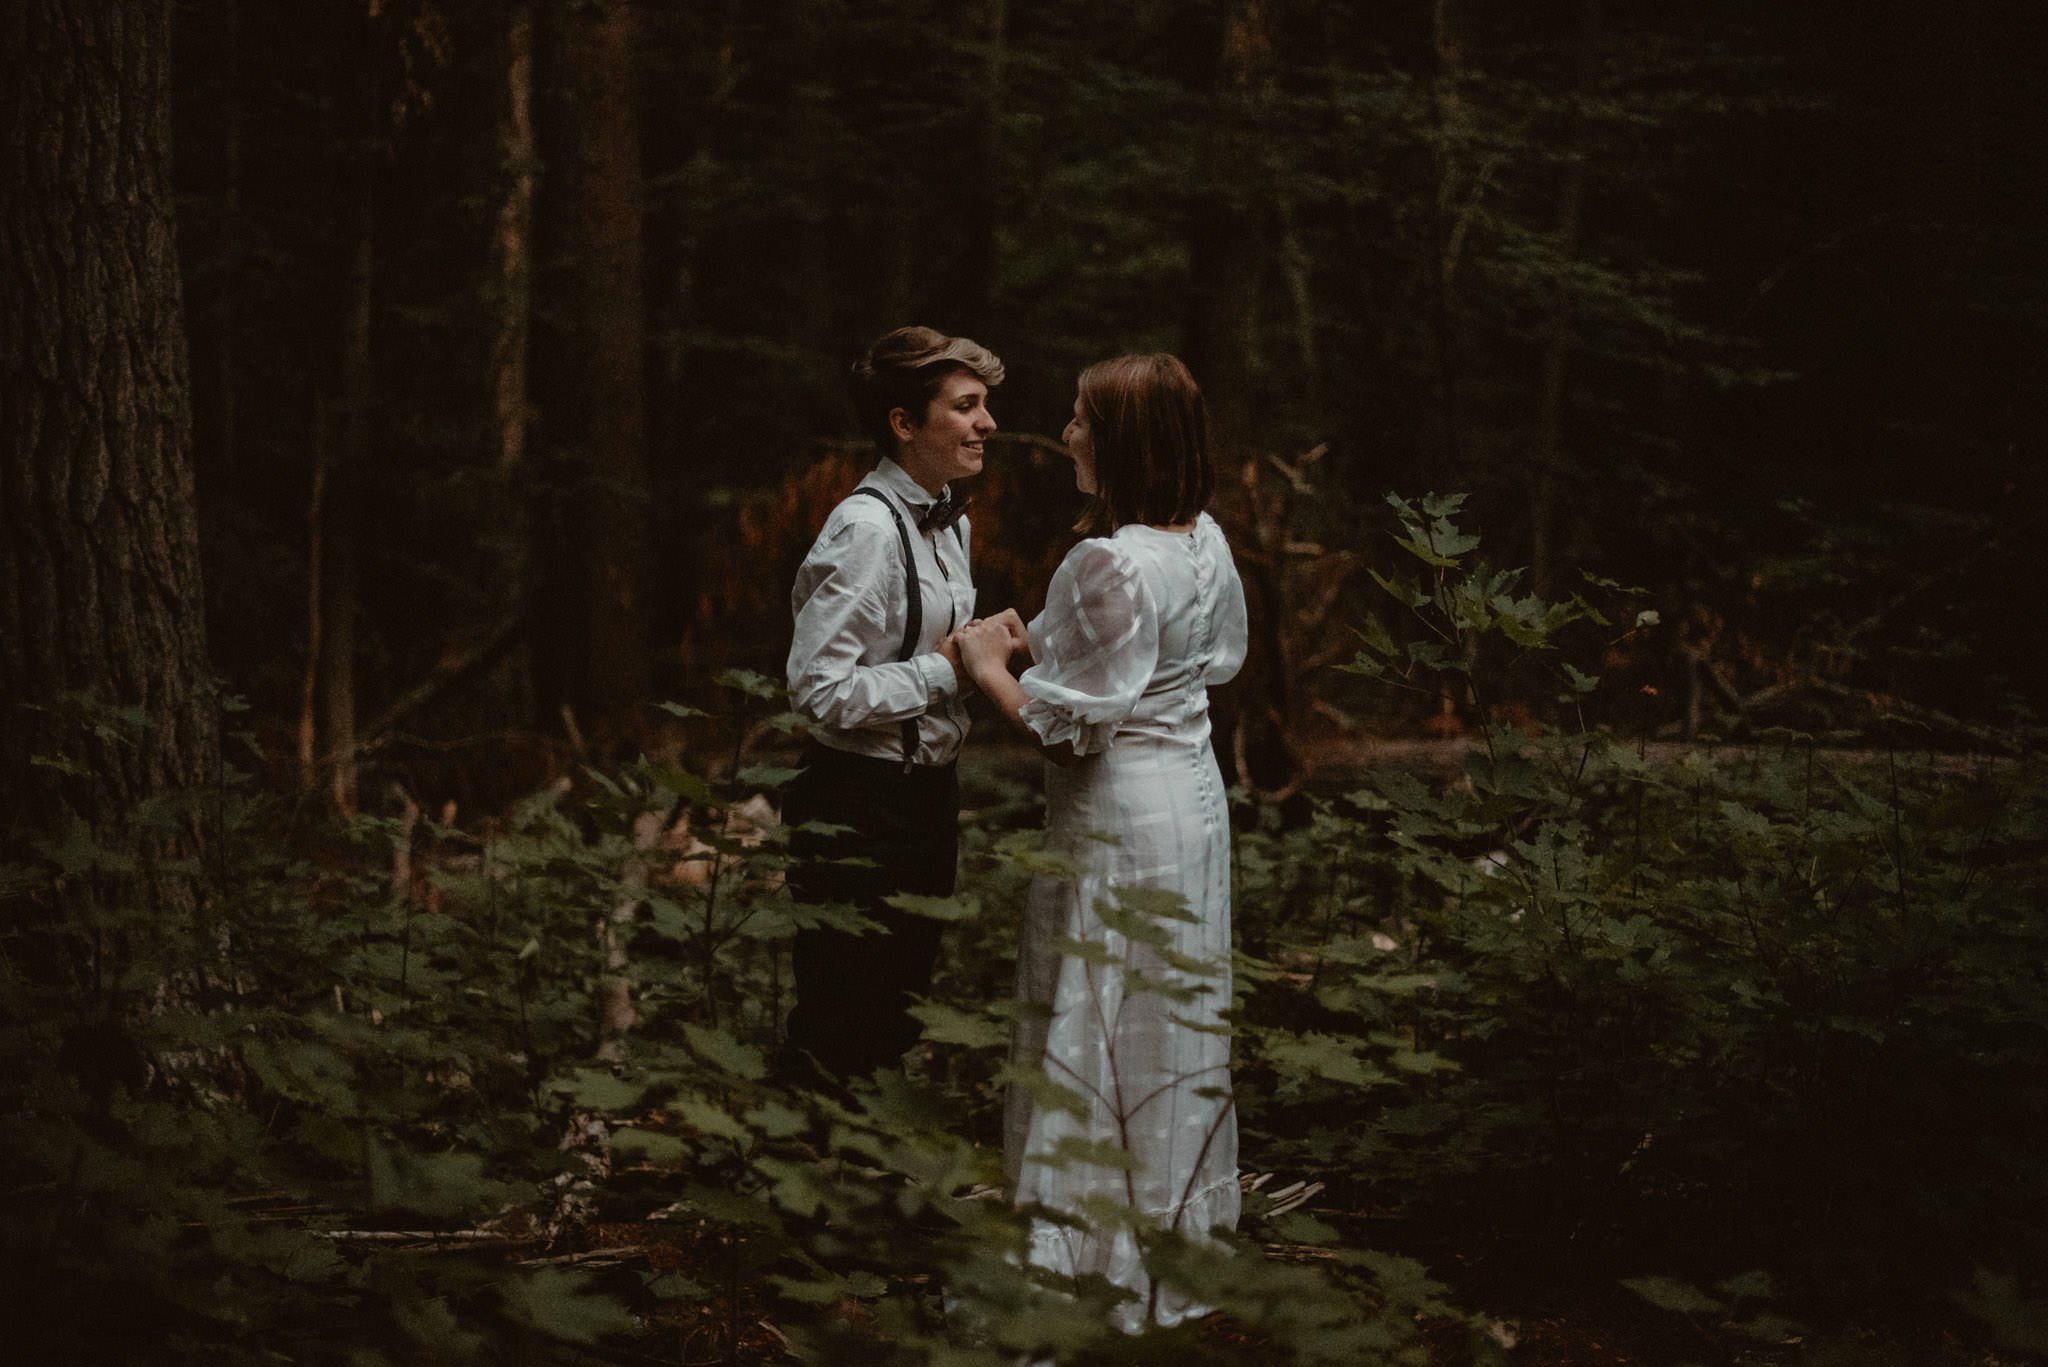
top-left (1528, 0), bottom-right (1600, 598)
top-left (205, 0), bottom-right (243, 478)
top-left (313, 1), bottom-right (382, 816)
top-left (1187, 0), bottom-right (1301, 795)
top-left (958, 0), bottom-right (1009, 321)
top-left (486, 1), bottom-right (537, 715)
top-left (1186, 0), bottom-right (1270, 472)
top-left (299, 394), bottom-right (328, 784)
top-left (324, 215), bottom-right (371, 815)
top-left (0, 0), bottom-right (221, 912)
top-left (492, 3), bottom-right (536, 484)
top-left (530, 0), bottom-right (653, 745)
top-left (1428, 0), bottom-right (1469, 472)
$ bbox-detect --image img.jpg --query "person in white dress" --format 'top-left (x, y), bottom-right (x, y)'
top-left (955, 353), bottom-right (1249, 1333)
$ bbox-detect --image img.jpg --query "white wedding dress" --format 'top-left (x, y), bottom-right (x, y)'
top-left (1003, 512), bottom-right (1249, 1332)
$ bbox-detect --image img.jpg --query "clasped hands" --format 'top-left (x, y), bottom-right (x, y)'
top-left (936, 608), bottom-right (1030, 695)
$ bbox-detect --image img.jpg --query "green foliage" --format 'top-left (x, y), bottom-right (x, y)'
top-left (1237, 500), bottom-right (2048, 1343)
top-left (8, 537), bottom-right (2043, 1360)
top-left (0, 681), bottom-right (1460, 1363)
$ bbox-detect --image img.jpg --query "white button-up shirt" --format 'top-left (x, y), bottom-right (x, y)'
top-left (786, 458), bottom-right (976, 765)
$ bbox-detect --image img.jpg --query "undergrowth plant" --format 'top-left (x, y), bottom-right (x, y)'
top-left (0, 669), bottom-right (1463, 1365)
top-left (4, 500), bottom-right (2043, 1362)
top-left (1229, 493), bottom-right (2048, 1355)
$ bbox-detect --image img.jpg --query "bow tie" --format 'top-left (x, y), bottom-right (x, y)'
top-left (917, 490), bottom-right (970, 533)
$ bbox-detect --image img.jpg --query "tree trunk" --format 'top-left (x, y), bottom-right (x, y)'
top-left (0, 0), bottom-right (221, 913)
top-left (958, 0), bottom-right (1008, 322)
top-left (324, 214), bottom-right (371, 815)
top-left (299, 392), bottom-right (329, 785)
top-left (1185, 0), bottom-right (1269, 471)
top-left (206, 0), bottom-right (243, 477)
top-left (530, 0), bottom-right (653, 745)
top-left (487, 1), bottom-right (537, 715)
top-left (316, 1), bottom-right (381, 816)
top-left (1188, 0), bottom-right (1300, 795)
top-left (1528, 0), bottom-right (1599, 598)
top-left (492, 3), bottom-right (536, 485)
top-left (1428, 0), bottom-right (1469, 472)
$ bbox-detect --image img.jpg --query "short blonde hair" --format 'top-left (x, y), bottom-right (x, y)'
top-left (849, 326), bottom-right (1005, 456)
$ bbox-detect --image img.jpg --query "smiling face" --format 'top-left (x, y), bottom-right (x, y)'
top-left (892, 369), bottom-right (995, 494)
top-left (1060, 393), bottom-right (1098, 495)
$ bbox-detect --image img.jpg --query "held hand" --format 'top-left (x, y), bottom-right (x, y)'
top-left (954, 618), bottom-right (1013, 686)
top-left (937, 631), bottom-right (974, 697)
top-left (982, 607), bottom-right (1032, 661)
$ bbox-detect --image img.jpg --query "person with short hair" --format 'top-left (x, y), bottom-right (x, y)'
top-left (955, 353), bottom-right (1249, 1331)
top-left (781, 326), bottom-right (1013, 1080)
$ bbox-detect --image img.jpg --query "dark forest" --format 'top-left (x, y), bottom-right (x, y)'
top-left (3, 1), bottom-right (2044, 1362)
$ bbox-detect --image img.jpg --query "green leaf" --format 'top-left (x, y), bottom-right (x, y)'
top-left (1388, 1044), bottom-right (1458, 1075)
top-left (1367, 567), bottom-right (1430, 608)
top-left (997, 1061), bottom-right (1090, 1120)
top-left (1425, 518), bottom-right (1480, 559)
top-left (611, 1127), bottom-right (688, 1164)
top-left (1268, 1212), bottom-right (1342, 1245)
top-left (715, 668), bottom-right (782, 700)
top-left (1715, 1269), bottom-right (1774, 1303)
top-left (550, 1067), bottom-right (647, 1112)
top-left (909, 1001), bottom-right (1009, 1049)
top-left (1046, 936), bottom-right (1121, 967)
top-left (643, 764), bottom-right (720, 807)
top-left (668, 1095), bottom-right (749, 1143)
top-left (365, 1139), bottom-right (498, 1220)
top-left (645, 1273), bottom-right (708, 1301)
top-left (1392, 533), bottom-right (1460, 569)
top-left (1031, 1136), bottom-right (1140, 1172)
top-left (503, 1268), bottom-right (639, 1344)
top-left (735, 764), bottom-right (802, 790)
top-left (392, 1296), bottom-right (485, 1355)
top-left (682, 1022), bottom-right (767, 1080)
top-left (885, 892), bottom-right (981, 922)
top-left (1622, 1275), bottom-right (1722, 1316)
top-left (1264, 1032), bottom-right (1384, 1088)
top-left (743, 1100), bottom-right (809, 1138)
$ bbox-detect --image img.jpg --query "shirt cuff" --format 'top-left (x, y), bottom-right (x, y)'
top-left (918, 651), bottom-right (959, 701)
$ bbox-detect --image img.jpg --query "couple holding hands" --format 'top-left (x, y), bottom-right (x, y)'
top-left (783, 326), bottom-right (1249, 1330)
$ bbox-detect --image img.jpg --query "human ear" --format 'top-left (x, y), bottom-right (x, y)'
top-left (888, 406), bottom-right (918, 442)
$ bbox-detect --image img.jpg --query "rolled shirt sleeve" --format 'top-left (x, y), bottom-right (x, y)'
top-left (786, 466), bottom-right (976, 768)
top-left (788, 518), bottom-right (940, 731)
top-left (918, 650), bottom-right (960, 700)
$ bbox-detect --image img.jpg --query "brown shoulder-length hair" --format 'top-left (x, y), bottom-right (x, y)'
top-left (1075, 353), bottom-right (1213, 533)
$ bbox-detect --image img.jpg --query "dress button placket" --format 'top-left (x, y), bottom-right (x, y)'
top-left (1186, 533), bottom-right (1218, 830)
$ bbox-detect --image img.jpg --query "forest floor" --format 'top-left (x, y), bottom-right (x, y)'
top-left (565, 1211), bottom-right (2023, 1367)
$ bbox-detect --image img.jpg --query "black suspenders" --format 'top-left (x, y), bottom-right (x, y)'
top-left (848, 487), bottom-right (956, 772)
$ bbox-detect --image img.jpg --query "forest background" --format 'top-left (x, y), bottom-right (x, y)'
top-left (159, 0), bottom-right (2048, 790)
top-left (3, 0), bottom-right (2045, 1363)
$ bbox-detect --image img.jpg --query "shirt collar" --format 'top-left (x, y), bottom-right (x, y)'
top-left (873, 456), bottom-right (946, 511)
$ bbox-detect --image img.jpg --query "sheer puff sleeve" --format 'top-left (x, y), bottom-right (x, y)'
top-left (1018, 540), bottom-right (1157, 755)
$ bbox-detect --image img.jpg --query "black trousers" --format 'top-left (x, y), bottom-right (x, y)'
top-left (782, 742), bottom-right (959, 1078)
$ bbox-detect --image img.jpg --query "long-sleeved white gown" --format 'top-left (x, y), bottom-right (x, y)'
top-left (1003, 512), bottom-right (1249, 1332)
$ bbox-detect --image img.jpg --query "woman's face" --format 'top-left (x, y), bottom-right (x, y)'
top-left (1061, 393), bottom-right (1098, 495)
top-left (895, 370), bottom-right (995, 493)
